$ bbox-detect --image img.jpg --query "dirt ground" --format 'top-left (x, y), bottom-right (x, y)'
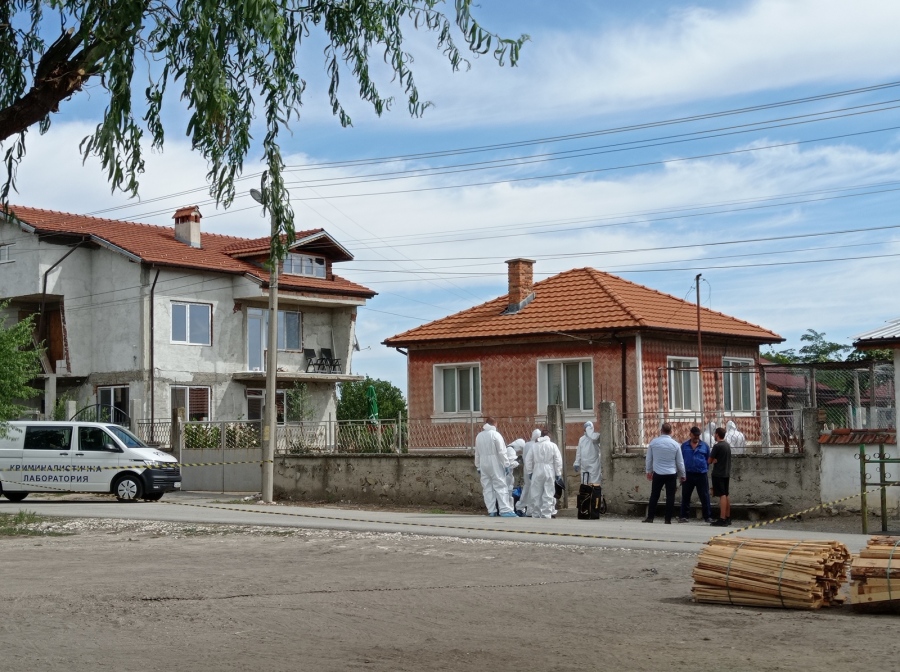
top-left (2, 517), bottom-right (900, 672)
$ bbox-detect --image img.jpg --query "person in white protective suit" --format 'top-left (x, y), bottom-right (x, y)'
top-left (506, 439), bottom-right (525, 492)
top-left (474, 417), bottom-right (517, 517)
top-left (725, 420), bottom-right (746, 454)
top-left (574, 421), bottom-right (601, 484)
top-left (701, 421), bottom-right (717, 447)
top-left (525, 429), bottom-right (563, 518)
top-left (516, 429), bottom-right (541, 515)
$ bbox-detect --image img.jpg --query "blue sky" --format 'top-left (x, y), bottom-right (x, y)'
top-left (9, 0), bottom-right (900, 395)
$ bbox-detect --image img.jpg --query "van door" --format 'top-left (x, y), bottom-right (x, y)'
top-left (0, 424), bottom-right (26, 491)
top-left (73, 426), bottom-right (122, 492)
top-left (20, 425), bottom-right (74, 492)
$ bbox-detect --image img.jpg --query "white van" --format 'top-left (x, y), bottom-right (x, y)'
top-left (0, 421), bottom-right (181, 502)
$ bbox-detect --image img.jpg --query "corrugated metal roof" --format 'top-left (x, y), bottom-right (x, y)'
top-left (854, 318), bottom-right (900, 346)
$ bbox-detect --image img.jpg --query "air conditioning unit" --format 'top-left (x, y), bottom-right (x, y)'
top-left (56, 360), bottom-right (68, 374)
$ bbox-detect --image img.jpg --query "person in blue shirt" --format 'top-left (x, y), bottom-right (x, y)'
top-left (679, 425), bottom-right (712, 523)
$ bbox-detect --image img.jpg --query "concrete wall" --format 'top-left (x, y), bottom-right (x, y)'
top-left (820, 443), bottom-right (899, 512)
top-left (275, 453), bottom-right (483, 507)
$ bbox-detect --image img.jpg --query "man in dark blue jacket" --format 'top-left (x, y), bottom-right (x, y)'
top-left (679, 426), bottom-right (712, 523)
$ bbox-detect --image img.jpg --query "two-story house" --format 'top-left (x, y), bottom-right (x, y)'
top-left (0, 205), bottom-right (375, 430)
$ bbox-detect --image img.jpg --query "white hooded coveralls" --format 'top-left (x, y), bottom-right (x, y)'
top-left (725, 420), bottom-right (746, 453)
top-left (517, 429), bottom-right (540, 513)
top-left (525, 435), bottom-right (563, 518)
top-left (506, 439), bottom-right (525, 491)
top-left (474, 423), bottom-right (514, 514)
top-left (574, 421), bottom-right (601, 483)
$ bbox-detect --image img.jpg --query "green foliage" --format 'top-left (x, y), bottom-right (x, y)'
top-left (0, 304), bottom-right (41, 425)
top-left (847, 348), bottom-right (893, 362)
top-left (184, 423), bottom-right (220, 450)
top-left (285, 382), bottom-right (315, 422)
top-left (764, 329), bottom-right (852, 364)
top-left (51, 392), bottom-right (73, 421)
top-left (337, 377), bottom-right (406, 421)
top-left (0, 510), bottom-right (70, 537)
top-left (0, 1), bottom-right (527, 261)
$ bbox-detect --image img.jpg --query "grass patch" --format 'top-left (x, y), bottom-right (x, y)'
top-left (0, 510), bottom-right (71, 537)
top-left (426, 508), bottom-right (449, 515)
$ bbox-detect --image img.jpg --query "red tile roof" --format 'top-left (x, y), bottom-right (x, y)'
top-left (384, 267), bottom-right (781, 346)
top-left (5, 205), bottom-right (375, 299)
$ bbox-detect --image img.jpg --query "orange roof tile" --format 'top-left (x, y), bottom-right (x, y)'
top-left (384, 267), bottom-right (780, 346)
top-left (5, 205), bottom-right (375, 299)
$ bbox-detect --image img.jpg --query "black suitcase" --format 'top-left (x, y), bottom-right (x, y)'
top-left (577, 472), bottom-right (606, 519)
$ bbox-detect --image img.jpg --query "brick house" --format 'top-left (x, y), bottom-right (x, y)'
top-left (383, 259), bottom-right (782, 447)
top-left (0, 205), bottom-right (375, 429)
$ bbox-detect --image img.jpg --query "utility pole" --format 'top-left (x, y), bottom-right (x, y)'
top-left (251, 182), bottom-right (278, 503)
top-left (696, 274), bottom-right (704, 426)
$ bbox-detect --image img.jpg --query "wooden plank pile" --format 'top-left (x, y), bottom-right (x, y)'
top-left (849, 536), bottom-right (900, 612)
top-left (692, 536), bottom-right (850, 609)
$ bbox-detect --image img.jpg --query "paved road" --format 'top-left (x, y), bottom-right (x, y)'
top-left (2, 490), bottom-right (873, 553)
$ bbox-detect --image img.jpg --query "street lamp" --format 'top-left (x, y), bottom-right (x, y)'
top-left (250, 186), bottom-right (277, 503)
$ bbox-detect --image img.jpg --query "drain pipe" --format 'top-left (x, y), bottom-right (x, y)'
top-left (39, 240), bottom-right (85, 346)
top-left (149, 268), bottom-right (160, 434)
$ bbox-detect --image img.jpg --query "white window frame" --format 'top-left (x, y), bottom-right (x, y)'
top-left (668, 357), bottom-right (700, 412)
top-left (277, 309), bottom-right (302, 351)
top-left (283, 253), bottom-right (326, 278)
top-left (171, 385), bottom-right (211, 421)
top-left (0, 243), bottom-right (13, 263)
top-left (171, 301), bottom-right (212, 346)
top-left (537, 358), bottom-right (594, 415)
top-left (433, 363), bottom-right (481, 416)
top-left (722, 357), bottom-right (755, 414)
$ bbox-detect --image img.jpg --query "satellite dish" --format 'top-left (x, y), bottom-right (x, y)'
top-left (249, 188), bottom-right (263, 204)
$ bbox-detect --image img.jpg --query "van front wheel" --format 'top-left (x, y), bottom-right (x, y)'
top-left (114, 474), bottom-right (143, 502)
top-left (3, 492), bottom-right (28, 502)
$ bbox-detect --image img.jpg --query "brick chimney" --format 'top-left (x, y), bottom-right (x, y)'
top-left (173, 205), bottom-right (202, 248)
top-left (505, 258), bottom-right (535, 314)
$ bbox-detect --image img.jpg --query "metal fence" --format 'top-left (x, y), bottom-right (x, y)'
top-left (616, 409), bottom-right (804, 454)
top-left (763, 362), bottom-right (894, 430)
top-left (404, 415), bottom-right (544, 452)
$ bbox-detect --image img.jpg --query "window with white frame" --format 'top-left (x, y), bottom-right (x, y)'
top-left (284, 253), bottom-right (326, 278)
top-left (247, 308), bottom-right (302, 370)
top-left (668, 357), bottom-right (699, 412)
top-left (246, 389), bottom-right (286, 423)
top-left (171, 386), bottom-right (211, 421)
top-left (723, 358), bottom-right (754, 412)
top-left (0, 243), bottom-right (13, 263)
top-left (538, 359), bottom-right (593, 412)
top-left (435, 364), bottom-right (481, 414)
top-left (171, 302), bottom-right (211, 345)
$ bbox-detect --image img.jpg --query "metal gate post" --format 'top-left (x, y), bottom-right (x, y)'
top-left (880, 443), bottom-right (888, 533)
top-left (860, 443), bottom-right (868, 535)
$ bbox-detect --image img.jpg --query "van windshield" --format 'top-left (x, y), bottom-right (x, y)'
top-left (106, 426), bottom-right (147, 448)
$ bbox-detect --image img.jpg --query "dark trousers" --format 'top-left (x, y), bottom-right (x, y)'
top-left (647, 472), bottom-right (677, 523)
top-left (681, 471), bottom-right (712, 519)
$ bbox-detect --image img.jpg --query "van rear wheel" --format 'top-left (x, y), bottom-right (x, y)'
top-left (114, 474), bottom-right (143, 502)
top-left (3, 492), bottom-right (28, 502)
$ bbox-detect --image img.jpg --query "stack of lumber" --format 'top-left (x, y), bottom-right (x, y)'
top-left (849, 536), bottom-right (900, 611)
top-left (692, 536), bottom-right (850, 610)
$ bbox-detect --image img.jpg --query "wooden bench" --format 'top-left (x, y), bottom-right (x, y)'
top-left (626, 499), bottom-right (778, 522)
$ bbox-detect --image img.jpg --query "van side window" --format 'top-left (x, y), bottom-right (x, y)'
top-left (24, 427), bottom-right (73, 450)
top-left (79, 427), bottom-right (115, 451)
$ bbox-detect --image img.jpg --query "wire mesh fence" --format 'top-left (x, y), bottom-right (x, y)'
top-left (616, 409), bottom-right (804, 454)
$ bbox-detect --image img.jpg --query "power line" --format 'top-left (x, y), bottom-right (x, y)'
top-left (84, 80), bottom-right (900, 219)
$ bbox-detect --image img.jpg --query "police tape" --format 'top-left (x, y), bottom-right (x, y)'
top-left (105, 459), bottom-right (274, 470)
top-left (156, 498), bottom-right (707, 545)
top-left (716, 489), bottom-right (875, 537)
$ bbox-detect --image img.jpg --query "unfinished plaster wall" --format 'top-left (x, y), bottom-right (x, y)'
top-left (275, 453), bottom-right (483, 507)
